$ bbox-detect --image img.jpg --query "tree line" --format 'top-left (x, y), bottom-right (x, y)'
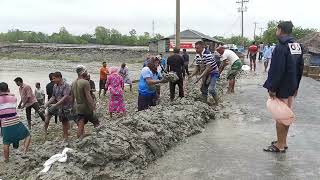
top-left (0, 26), bottom-right (164, 46)
top-left (0, 21), bottom-right (317, 47)
top-left (214, 21), bottom-right (317, 47)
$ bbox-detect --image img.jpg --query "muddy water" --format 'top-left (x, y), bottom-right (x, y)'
top-left (0, 59), bottom-right (142, 100)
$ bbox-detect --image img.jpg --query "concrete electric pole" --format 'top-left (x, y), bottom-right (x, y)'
top-left (176, 0), bottom-right (180, 49)
top-left (253, 22), bottom-right (258, 40)
top-left (236, 0), bottom-right (249, 45)
top-left (259, 27), bottom-right (264, 37)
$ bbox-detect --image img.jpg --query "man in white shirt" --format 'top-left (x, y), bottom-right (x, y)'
top-left (34, 82), bottom-right (45, 106)
top-left (217, 47), bottom-right (242, 93)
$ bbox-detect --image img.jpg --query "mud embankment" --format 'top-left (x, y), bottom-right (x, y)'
top-left (0, 79), bottom-right (220, 180)
top-left (0, 44), bottom-right (148, 63)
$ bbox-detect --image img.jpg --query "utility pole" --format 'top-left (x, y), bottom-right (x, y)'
top-left (253, 22), bottom-right (258, 40)
top-left (152, 20), bottom-right (155, 37)
top-left (176, 0), bottom-right (180, 49)
top-left (236, 0), bottom-right (249, 46)
top-left (259, 27), bottom-right (264, 37)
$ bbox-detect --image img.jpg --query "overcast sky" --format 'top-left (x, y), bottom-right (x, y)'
top-left (0, 0), bottom-right (318, 39)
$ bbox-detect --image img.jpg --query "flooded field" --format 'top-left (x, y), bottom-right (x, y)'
top-left (0, 58), bottom-right (143, 100)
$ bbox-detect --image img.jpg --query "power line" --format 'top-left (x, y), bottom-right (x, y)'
top-left (236, 0), bottom-right (249, 43)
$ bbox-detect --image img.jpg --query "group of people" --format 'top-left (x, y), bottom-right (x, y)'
top-left (137, 41), bottom-right (243, 110)
top-left (247, 41), bottom-right (276, 72)
top-left (1, 64), bottom-right (129, 161)
top-left (0, 21), bottom-right (303, 162)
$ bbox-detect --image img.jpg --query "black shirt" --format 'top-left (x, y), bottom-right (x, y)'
top-left (182, 53), bottom-right (189, 64)
top-left (167, 54), bottom-right (184, 77)
top-left (46, 82), bottom-right (54, 100)
top-left (89, 80), bottom-right (96, 91)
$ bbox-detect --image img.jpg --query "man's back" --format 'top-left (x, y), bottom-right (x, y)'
top-left (72, 79), bottom-right (91, 114)
top-left (264, 36), bottom-right (303, 98)
top-left (46, 82), bottom-right (54, 99)
top-left (167, 54), bottom-right (184, 76)
top-left (248, 45), bottom-right (258, 55)
top-left (182, 53), bottom-right (189, 64)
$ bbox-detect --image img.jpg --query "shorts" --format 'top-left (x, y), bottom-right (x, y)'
top-left (250, 54), bottom-right (257, 61)
top-left (123, 77), bottom-right (132, 85)
top-left (264, 58), bottom-right (271, 63)
top-left (138, 94), bottom-right (157, 111)
top-left (2, 122), bottom-right (30, 148)
top-left (76, 112), bottom-right (99, 125)
top-left (99, 80), bottom-right (106, 90)
top-left (48, 105), bottom-right (75, 122)
top-left (227, 60), bottom-right (242, 80)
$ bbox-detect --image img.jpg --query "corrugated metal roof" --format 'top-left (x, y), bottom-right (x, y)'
top-left (164, 29), bottom-right (222, 43)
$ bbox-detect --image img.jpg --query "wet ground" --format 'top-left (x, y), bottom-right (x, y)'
top-left (0, 59), bottom-right (142, 99)
top-left (144, 62), bottom-right (320, 180)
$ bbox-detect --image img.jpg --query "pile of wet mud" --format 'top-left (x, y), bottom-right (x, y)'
top-left (1, 81), bottom-right (218, 180)
top-left (298, 32), bottom-right (320, 54)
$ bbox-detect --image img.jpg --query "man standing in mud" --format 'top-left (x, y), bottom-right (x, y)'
top-left (217, 46), bottom-right (242, 93)
top-left (263, 21), bottom-right (304, 153)
top-left (99, 62), bottom-right (109, 98)
top-left (46, 73), bottom-right (58, 123)
top-left (43, 72), bottom-right (73, 140)
top-left (14, 77), bottom-right (45, 129)
top-left (189, 41), bottom-right (219, 105)
top-left (72, 65), bottom-right (100, 139)
top-left (167, 48), bottom-right (185, 101)
top-left (247, 42), bottom-right (258, 72)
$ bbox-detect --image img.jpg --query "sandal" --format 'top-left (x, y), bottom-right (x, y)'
top-left (263, 144), bottom-right (286, 153)
top-left (271, 141), bottom-right (288, 150)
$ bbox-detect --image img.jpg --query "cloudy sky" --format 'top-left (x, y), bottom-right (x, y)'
top-left (0, 0), bottom-right (318, 39)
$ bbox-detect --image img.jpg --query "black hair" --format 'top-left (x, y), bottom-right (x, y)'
top-left (252, 41), bottom-right (256, 45)
top-left (278, 21), bottom-right (293, 34)
top-left (49, 73), bottom-right (54, 80)
top-left (102, 62), bottom-right (106, 64)
top-left (195, 41), bottom-right (205, 46)
top-left (173, 48), bottom-right (180, 53)
top-left (183, 49), bottom-right (187, 52)
top-left (52, 72), bottom-right (62, 78)
top-left (0, 82), bottom-right (9, 92)
top-left (36, 82), bottom-right (40, 86)
top-left (14, 77), bottom-right (23, 83)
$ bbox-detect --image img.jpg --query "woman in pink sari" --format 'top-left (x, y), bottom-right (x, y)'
top-left (105, 67), bottom-right (126, 118)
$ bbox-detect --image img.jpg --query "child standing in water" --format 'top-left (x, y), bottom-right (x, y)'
top-left (105, 67), bottom-right (126, 118)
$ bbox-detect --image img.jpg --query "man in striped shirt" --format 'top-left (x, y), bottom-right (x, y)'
top-left (0, 82), bottom-right (31, 162)
top-left (189, 41), bottom-right (219, 105)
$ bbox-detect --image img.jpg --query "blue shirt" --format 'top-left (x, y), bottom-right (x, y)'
top-left (263, 46), bottom-right (273, 59)
top-left (138, 67), bottom-right (160, 96)
top-left (161, 58), bottom-right (167, 67)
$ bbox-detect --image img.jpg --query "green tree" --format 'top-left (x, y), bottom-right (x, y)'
top-left (95, 26), bottom-right (111, 44)
top-left (225, 36), bottom-right (251, 47)
top-left (262, 21), bottom-right (317, 44)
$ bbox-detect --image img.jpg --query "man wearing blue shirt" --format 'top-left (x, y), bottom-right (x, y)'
top-left (138, 57), bottom-right (166, 111)
top-left (263, 21), bottom-right (304, 153)
top-left (263, 44), bottom-right (273, 72)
